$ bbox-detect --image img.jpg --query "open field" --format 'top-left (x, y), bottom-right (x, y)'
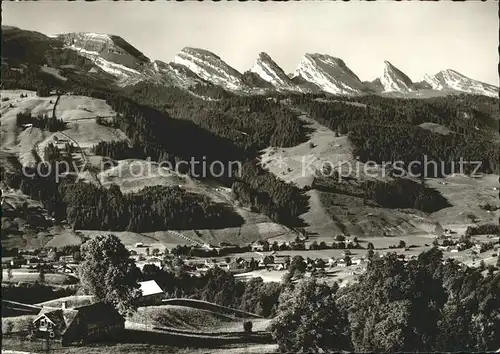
top-left (1, 90), bottom-right (497, 254)
top-left (0, 90), bottom-right (126, 167)
top-left (40, 66), bottom-right (68, 82)
top-left (161, 299), bottom-right (263, 319)
top-left (3, 297), bottom-right (277, 354)
top-left (2, 315), bottom-right (35, 334)
top-left (36, 295), bottom-right (93, 309)
top-left (427, 174), bottom-right (499, 225)
top-left (129, 304), bottom-right (269, 333)
top-left (2, 270), bottom-right (77, 285)
top-left (1, 336), bottom-right (278, 354)
top-left (258, 107), bottom-right (440, 238)
top-left (259, 105), bottom-right (499, 239)
top-left (1, 89), bottom-right (297, 247)
top-left (2, 300), bottom-right (41, 317)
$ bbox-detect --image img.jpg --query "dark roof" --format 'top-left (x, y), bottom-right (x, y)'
top-left (74, 302), bottom-right (124, 325)
top-left (35, 302), bottom-right (123, 334)
top-left (35, 308), bottom-right (79, 334)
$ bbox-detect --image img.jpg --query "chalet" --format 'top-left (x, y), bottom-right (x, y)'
top-left (1, 198), bottom-right (16, 217)
top-left (273, 263), bottom-right (286, 271)
top-left (60, 255), bottom-right (75, 263)
top-left (32, 302), bottom-right (124, 346)
top-left (337, 261), bottom-right (347, 268)
top-left (204, 259), bottom-right (218, 268)
top-left (251, 240), bottom-right (266, 252)
top-left (352, 259), bottom-right (363, 266)
top-left (137, 280), bottom-right (164, 305)
top-left (56, 264), bottom-right (75, 274)
top-left (3, 256), bottom-right (26, 268)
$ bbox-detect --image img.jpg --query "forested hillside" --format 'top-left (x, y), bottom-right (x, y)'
top-left (2, 26), bottom-right (499, 234)
top-left (288, 94), bottom-right (499, 176)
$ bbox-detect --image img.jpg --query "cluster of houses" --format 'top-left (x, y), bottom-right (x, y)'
top-left (2, 250), bottom-right (80, 274)
top-left (435, 232), bottom-right (497, 254)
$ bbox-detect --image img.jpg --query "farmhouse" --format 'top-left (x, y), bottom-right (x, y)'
top-left (32, 302), bottom-right (124, 346)
top-left (1, 198), bottom-right (16, 216)
top-left (137, 280), bottom-right (164, 305)
top-left (251, 240), bottom-right (266, 252)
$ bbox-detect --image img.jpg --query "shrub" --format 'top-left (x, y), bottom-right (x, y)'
top-left (2, 320), bottom-right (14, 334)
top-left (243, 321), bottom-right (253, 333)
top-left (36, 86), bottom-right (51, 97)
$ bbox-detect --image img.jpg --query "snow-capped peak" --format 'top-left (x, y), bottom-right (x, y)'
top-left (293, 53), bottom-right (364, 95)
top-left (172, 47), bottom-right (247, 91)
top-left (423, 69), bottom-right (498, 98)
top-left (250, 52), bottom-right (300, 92)
top-left (151, 60), bottom-right (206, 88)
top-left (380, 61), bottom-right (413, 93)
top-left (58, 31), bottom-right (150, 84)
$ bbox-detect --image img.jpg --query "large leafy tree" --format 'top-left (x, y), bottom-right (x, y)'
top-left (269, 278), bottom-right (351, 353)
top-left (336, 251), bottom-right (446, 352)
top-left (79, 234), bottom-right (142, 315)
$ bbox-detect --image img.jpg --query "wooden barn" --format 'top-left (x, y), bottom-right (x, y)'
top-left (137, 280), bottom-right (164, 305)
top-left (32, 302), bottom-right (124, 346)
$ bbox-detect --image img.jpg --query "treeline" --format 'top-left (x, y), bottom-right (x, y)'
top-left (314, 175), bottom-right (450, 213)
top-left (16, 112), bottom-right (65, 132)
top-left (104, 93), bottom-right (245, 184)
top-left (62, 183), bottom-right (244, 232)
top-left (1, 160), bottom-right (67, 222)
top-left (92, 140), bottom-right (138, 161)
top-left (1, 160), bottom-right (243, 231)
top-left (1, 283), bottom-right (78, 305)
top-left (337, 250), bottom-right (500, 352)
top-left (288, 94), bottom-right (499, 175)
top-left (124, 83), bottom-right (307, 154)
top-left (271, 248), bottom-right (500, 352)
top-left (43, 143), bottom-right (73, 169)
top-left (233, 161), bottom-right (310, 226)
top-left (86, 86), bottom-right (310, 226)
top-left (465, 223), bottom-right (500, 237)
top-left (366, 178), bottom-right (450, 212)
top-left (141, 266), bottom-right (282, 318)
top-left (190, 82), bottom-right (233, 99)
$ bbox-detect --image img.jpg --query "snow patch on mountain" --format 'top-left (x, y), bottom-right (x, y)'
top-left (423, 69), bottom-right (498, 98)
top-left (151, 60), bottom-right (205, 88)
top-left (293, 54), bottom-right (364, 95)
top-left (70, 46), bottom-right (142, 76)
top-left (380, 61), bottom-right (413, 93)
top-left (173, 47), bottom-right (246, 91)
top-left (60, 32), bottom-right (150, 84)
top-left (250, 52), bottom-right (300, 91)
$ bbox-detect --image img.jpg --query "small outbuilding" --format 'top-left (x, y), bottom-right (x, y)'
top-left (137, 280), bottom-right (164, 305)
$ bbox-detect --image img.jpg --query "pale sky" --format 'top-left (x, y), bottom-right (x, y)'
top-left (3, 1), bottom-right (499, 86)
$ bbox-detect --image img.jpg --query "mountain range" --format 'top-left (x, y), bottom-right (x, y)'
top-left (3, 27), bottom-right (498, 98)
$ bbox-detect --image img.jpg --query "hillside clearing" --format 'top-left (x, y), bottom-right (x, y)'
top-left (2, 270), bottom-right (77, 285)
top-left (36, 295), bottom-right (93, 309)
top-left (129, 303), bottom-right (270, 333)
top-left (0, 90), bottom-right (125, 167)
